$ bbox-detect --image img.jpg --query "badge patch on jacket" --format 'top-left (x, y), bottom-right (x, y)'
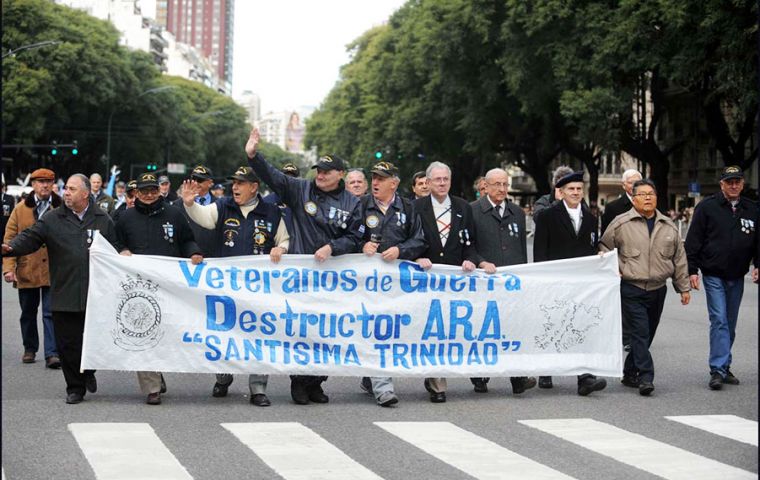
top-left (740, 218), bottom-right (755, 234)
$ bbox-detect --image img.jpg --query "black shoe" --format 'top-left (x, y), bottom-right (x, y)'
top-left (160, 375), bottom-right (167, 394)
top-left (472, 378), bottom-right (488, 393)
top-left (578, 376), bottom-right (607, 396)
top-left (307, 384), bottom-right (329, 404)
top-left (85, 374), bottom-right (97, 394)
top-left (212, 382), bottom-right (229, 398)
top-left (360, 377), bottom-right (373, 394)
top-left (423, 378), bottom-right (434, 393)
top-left (709, 372), bottom-right (723, 390)
top-left (45, 356), bottom-right (61, 369)
top-left (66, 392), bottom-right (84, 404)
top-left (511, 376), bottom-right (536, 395)
top-left (146, 392), bottom-right (161, 405)
top-left (723, 369), bottom-right (740, 385)
top-left (291, 380), bottom-right (309, 405)
top-left (430, 392), bottom-right (446, 403)
top-left (250, 394), bottom-right (271, 407)
top-left (538, 376), bottom-right (553, 389)
top-left (621, 375), bottom-right (640, 388)
top-left (639, 382), bottom-right (654, 396)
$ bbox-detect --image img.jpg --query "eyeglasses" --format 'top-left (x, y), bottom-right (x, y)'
top-left (633, 192), bottom-right (656, 198)
top-left (487, 182), bottom-right (508, 189)
top-left (138, 187), bottom-right (159, 195)
top-left (430, 177), bottom-right (449, 184)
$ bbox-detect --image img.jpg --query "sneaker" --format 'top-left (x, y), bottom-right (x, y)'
top-left (621, 375), bottom-right (640, 388)
top-left (709, 372), bottom-right (723, 390)
top-left (723, 370), bottom-right (740, 385)
top-left (377, 391), bottom-right (399, 407)
top-left (146, 392), bottom-right (161, 405)
top-left (360, 377), bottom-right (373, 394)
top-left (538, 376), bottom-right (553, 389)
top-left (307, 384), bottom-right (329, 403)
top-left (578, 376), bottom-right (607, 396)
top-left (638, 382), bottom-right (654, 396)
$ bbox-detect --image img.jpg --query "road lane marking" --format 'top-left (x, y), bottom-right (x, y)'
top-left (520, 418), bottom-right (755, 480)
top-left (222, 422), bottom-right (382, 480)
top-left (665, 415), bottom-right (758, 446)
top-left (68, 423), bottom-right (192, 480)
top-left (375, 421), bottom-right (575, 479)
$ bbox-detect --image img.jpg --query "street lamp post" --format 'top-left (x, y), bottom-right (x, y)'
top-left (3, 40), bottom-right (61, 59)
top-left (105, 85), bottom-right (176, 175)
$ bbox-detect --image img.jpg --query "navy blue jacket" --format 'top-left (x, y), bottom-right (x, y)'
top-left (262, 191), bottom-right (295, 243)
top-left (248, 152), bottom-right (361, 255)
top-left (685, 193), bottom-right (759, 279)
top-left (359, 194), bottom-right (427, 260)
top-left (215, 195), bottom-right (282, 257)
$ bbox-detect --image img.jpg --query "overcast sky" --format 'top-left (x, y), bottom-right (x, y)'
top-left (231, 1), bottom-right (406, 113)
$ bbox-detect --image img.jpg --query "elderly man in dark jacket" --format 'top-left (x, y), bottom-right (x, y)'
top-left (246, 127), bottom-right (362, 405)
top-left (3, 173), bottom-right (118, 404)
top-left (116, 172), bottom-right (202, 405)
top-left (532, 170), bottom-right (607, 396)
top-left (470, 168), bottom-right (537, 396)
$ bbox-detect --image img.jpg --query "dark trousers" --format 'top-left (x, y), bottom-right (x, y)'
top-left (290, 375), bottom-right (327, 387)
top-left (18, 286), bottom-right (57, 357)
top-left (620, 282), bottom-right (666, 383)
top-left (52, 311), bottom-right (95, 395)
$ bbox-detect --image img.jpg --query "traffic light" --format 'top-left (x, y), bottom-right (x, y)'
top-left (146, 163), bottom-right (157, 171)
top-left (71, 140), bottom-right (78, 156)
top-left (51, 140), bottom-right (58, 156)
top-left (375, 151), bottom-right (383, 160)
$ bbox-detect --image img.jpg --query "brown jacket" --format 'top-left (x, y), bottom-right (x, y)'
top-left (599, 208), bottom-right (690, 293)
top-left (2, 192), bottom-right (62, 288)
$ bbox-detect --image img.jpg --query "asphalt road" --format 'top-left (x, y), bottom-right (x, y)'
top-left (2, 273), bottom-right (758, 480)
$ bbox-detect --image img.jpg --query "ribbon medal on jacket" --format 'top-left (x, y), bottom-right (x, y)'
top-left (162, 222), bottom-right (174, 243)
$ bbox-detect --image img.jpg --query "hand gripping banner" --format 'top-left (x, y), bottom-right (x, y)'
top-left (82, 233), bottom-right (623, 377)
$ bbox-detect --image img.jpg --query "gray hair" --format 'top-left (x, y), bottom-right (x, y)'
top-left (426, 161), bottom-right (451, 179)
top-left (89, 173), bottom-right (102, 182)
top-left (622, 169), bottom-right (642, 183)
top-left (70, 173), bottom-right (91, 192)
top-left (551, 165), bottom-right (574, 187)
top-left (485, 168), bottom-right (509, 182)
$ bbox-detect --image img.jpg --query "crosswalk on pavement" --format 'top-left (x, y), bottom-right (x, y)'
top-left (6, 415), bottom-right (757, 480)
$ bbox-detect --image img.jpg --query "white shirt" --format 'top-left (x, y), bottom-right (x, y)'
top-left (563, 200), bottom-right (582, 233)
top-left (487, 196), bottom-right (506, 216)
top-left (431, 195), bottom-right (452, 246)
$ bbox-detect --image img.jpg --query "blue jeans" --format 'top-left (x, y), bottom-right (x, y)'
top-left (703, 276), bottom-right (745, 377)
top-left (18, 287), bottom-right (57, 358)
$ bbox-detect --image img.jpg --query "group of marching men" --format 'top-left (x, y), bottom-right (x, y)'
top-left (2, 127), bottom-right (758, 406)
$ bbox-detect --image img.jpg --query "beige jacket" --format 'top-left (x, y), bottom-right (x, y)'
top-left (599, 208), bottom-right (690, 292)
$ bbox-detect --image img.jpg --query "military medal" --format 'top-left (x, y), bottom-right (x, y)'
top-left (163, 222), bottom-right (175, 243)
top-left (396, 212), bottom-right (403, 226)
top-left (86, 229), bottom-right (94, 244)
top-left (304, 201), bottom-right (318, 216)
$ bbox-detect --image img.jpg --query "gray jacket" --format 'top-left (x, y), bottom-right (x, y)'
top-left (7, 199), bottom-right (118, 312)
top-left (471, 196), bottom-right (527, 266)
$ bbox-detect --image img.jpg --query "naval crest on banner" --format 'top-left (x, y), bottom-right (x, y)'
top-left (113, 274), bottom-right (164, 351)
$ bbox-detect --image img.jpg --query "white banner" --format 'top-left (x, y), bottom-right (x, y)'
top-left (82, 233), bottom-right (622, 377)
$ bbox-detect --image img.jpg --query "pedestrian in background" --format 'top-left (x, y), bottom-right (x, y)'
top-left (89, 173), bottom-right (114, 213)
top-left (410, 171), bottom-right (430, 199)
top-left (346, 168), bottom-right (369, 197)
top-left (601, 169), bottom-right (642, 235)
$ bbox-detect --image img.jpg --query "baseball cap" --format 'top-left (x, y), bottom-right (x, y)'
top-left (720, 165), bottom-right (744, 181)
top-left (158, 175), bottom-right (170, 184)
top-left (282, 163), bottom-right (300, 177)
top-left (370, 161), bottom-right (399, 178)
top-left (190, 165), bottom-right (213, 181)
top-left (227, 166), bottom-right (259, 183)
top-left (126, 180), bottom-right (138, 192)
top-left (136, 172), bottom-right (159, 189)
top-left (311, 155), bottom-right (346, 172)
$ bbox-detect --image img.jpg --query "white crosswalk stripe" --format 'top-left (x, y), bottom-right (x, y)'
top-left (665, 415), bottom-right (758, 446)
top-left (68, 423), bottom-right (193, 480)
top-left (221, 422), bottom-right (383, 480)
top-left (375, 421), bottom-right (576, 480)
top-left (519, 418), bottom-right (756, 480)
